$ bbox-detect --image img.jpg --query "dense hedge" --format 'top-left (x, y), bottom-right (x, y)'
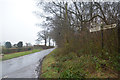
top-left (34, 45), bottom-right (54, 49)
top-left (2, 46), bottom-right (54, 54)
top-left (2, 47), bottom-right (33, 54)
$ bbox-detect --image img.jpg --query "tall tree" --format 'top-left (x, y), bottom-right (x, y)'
top-left (5, 42), bottom-right (12, 48)
top-left (17, 41), bottom-right (23, 48)
top-left (37, 30), bottom-right (48, 46)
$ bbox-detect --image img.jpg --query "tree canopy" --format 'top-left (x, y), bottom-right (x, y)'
top-left (17, 41), bottom-right (23, 48)
top-left (5, 42), bottom-right (12, 48)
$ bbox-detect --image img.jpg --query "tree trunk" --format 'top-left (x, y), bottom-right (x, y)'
top-left (45, 39), bottom-right (47, 46)
top-left (49, 38), bottom-right (51, 46)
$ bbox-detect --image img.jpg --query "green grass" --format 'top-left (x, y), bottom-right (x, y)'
top-left (41, 49), bottom-right (60, 78)
top-left (40, 48), bottom-right (118, 78)
top-left (2, 49), bottom-right (42, 61)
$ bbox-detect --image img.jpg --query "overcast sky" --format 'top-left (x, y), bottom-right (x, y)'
top-left (0, 0), bottom-right (45, 45)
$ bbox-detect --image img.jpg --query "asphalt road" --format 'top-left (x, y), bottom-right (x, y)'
top-left (1, 48), bottom-right (55, 78)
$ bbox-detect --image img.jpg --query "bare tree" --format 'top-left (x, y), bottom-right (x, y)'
top-left (37, 30), bottom-right (48, 46)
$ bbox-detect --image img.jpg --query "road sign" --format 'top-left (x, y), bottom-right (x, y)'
top-left (89, 26), bottom-right (101, 32)
top-left (89, 24), bottom-right (116, 32)
top-left (89, 23), bottom-right (116, 57)
top-left (103, 24), bottom-right (116, 30)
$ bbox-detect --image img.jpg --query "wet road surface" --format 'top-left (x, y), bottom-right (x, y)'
top-left (1, 48), bottom-right (55, 78)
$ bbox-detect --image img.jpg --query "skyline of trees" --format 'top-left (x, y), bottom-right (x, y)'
top-left (3, 41), bottom-right (34, 48)
top-left (36, 1), bottom-right (120, 47)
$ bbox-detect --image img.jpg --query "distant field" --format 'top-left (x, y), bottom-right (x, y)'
top-left (2, 49), bottom-right (42, 61)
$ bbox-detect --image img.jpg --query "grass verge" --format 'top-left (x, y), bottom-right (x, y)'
top-left (2, 49), bottom-right (42, 61)
top-left (40, 48), bottom-right (118, 78)
top-left (40, 49), bottom-right (60, 78)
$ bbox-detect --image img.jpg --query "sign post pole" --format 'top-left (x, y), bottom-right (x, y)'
top-left (118, 15), bottom-right (120, 54)
top-left (101, 23), bottom-right (104, 56)
top-left (118, 14), bottom-right (120, 78)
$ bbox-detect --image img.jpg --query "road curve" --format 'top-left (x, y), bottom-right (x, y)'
top-left (1, 48), bottom-right (55, 78)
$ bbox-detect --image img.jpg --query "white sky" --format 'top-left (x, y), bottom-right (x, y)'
top-left (0, 0), bottom-right (44, 45)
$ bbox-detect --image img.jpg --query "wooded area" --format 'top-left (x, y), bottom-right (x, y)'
top-left (36, 1), bottom-right (120, 76)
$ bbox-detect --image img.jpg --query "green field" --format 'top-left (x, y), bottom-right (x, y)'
top-left (2, 49), bottom-right (42, 61)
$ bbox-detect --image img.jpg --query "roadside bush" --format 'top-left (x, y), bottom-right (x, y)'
top-left (51, 62), bottom-right (63, 73)
top-left (28, 47), bottom-right (32, 50)
top-left (60, 68), bottom-right (85, 78)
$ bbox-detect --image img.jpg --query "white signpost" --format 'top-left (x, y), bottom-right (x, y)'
top-left (89, 23), bottom-right (117, 56)
top-left (89, 26), bottom-right (101, 32)
top-left (103, 24), bottom-right (116, 30)
top-left (89, 23), bottom-right (116, 32)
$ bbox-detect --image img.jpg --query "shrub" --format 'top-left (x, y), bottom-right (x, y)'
top-left (28, 47), bottom-right (32, 50)
top-left (60, 68), bottom-right (85, 78)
